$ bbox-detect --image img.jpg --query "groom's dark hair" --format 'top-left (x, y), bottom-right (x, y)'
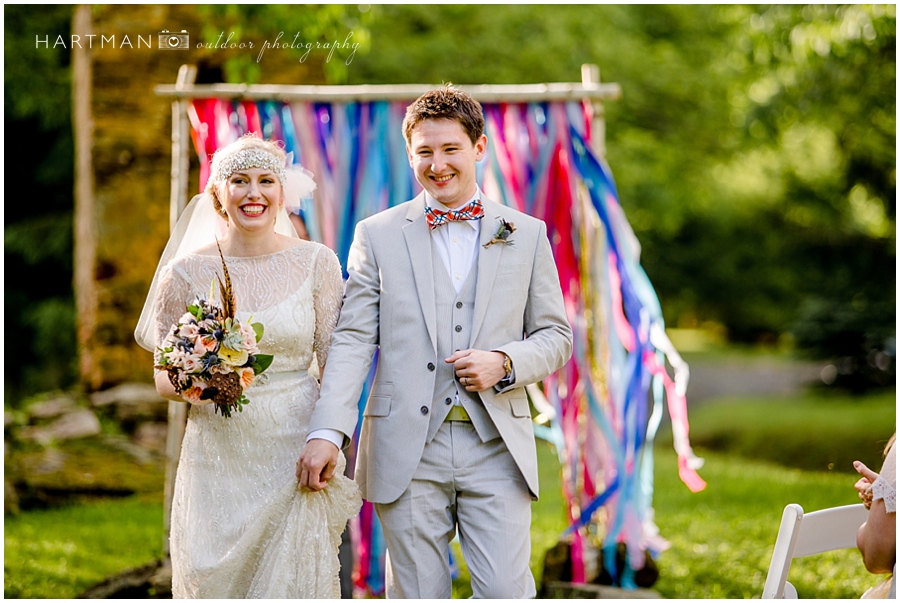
top-left (403, 84), bottom-right (485, 146)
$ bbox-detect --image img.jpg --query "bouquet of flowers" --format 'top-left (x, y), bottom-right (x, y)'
top-left (155, 244), bottom-right (273, 417)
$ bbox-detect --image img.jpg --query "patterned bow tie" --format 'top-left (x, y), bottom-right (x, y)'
top-left (424, 199), bottom-right (485, 230)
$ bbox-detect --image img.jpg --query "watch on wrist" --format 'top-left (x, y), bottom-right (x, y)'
top-left (502, 354), bottom-right (513, 380)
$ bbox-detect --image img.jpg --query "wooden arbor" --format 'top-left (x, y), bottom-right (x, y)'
top-left (153, 65), bottom-right (621, 556)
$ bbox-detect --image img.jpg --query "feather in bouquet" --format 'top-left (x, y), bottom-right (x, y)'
top-left (154, 243), bottom-right (274, 417)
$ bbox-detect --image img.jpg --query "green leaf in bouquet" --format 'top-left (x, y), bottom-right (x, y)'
top-left (252, 354), bottom-right (274, 374)
top-left (188, 303), bottom-right (203, 320)
top-left (252, 322), bottom-right (264, 342)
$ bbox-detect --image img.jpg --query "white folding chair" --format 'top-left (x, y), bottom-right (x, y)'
top-left (762, 502), bottom-right (868, 598)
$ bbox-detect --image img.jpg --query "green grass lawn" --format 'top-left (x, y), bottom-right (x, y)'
top-left (660, 389), bottom-right (895, 473)
top-left (648, 389), bottom-right (895, 598)
top-left (5, 389), bottom-right (895, 598)
top-left (651, 448), bottom-right (875, 598)
top-left (4, 495), bottom-right (163, 598)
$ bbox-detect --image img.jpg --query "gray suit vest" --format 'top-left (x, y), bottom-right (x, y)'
top-left (427, 238), bottom-right (500, 444)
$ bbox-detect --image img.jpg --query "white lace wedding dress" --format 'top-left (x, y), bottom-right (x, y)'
top-left (153, 241), bottom-right (361, 598)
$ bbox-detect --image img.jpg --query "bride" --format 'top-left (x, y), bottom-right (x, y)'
top-left (135, 135), bottom-right (360, 598)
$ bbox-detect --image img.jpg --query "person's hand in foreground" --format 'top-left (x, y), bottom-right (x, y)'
top-left (854, 459), bottom-right (879, 510)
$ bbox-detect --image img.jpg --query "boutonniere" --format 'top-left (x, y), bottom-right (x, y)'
top-left (483, 217), bottom-right (516, 248)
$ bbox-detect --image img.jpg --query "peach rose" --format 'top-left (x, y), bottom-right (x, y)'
top-left (182, 382), bottom-right (207, 403)
top-left (199, 334), bottom-right (219, 353)
top-left (238, 367), bottom-right (255, 390)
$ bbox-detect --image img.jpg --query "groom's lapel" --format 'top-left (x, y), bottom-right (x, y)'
top-left (471, 198), bottom-right (505, 344)
top-left (402, 193), bottom-right (438, 352)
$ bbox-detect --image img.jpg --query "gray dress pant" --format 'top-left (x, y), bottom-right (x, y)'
top-left (375, 420), bottom-right (536, 599)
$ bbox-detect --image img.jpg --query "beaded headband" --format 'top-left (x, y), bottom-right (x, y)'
top-left (209, 147), bottom-right (287, 186)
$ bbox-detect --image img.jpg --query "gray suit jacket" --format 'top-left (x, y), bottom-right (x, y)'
top-left (309, 193), bottom-right (573, 504)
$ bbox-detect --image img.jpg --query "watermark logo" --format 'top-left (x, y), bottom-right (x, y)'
top-left (256, 31), bottom-right (359, 65)
top-left (36, 33), bottom-right (154, 49)
top-left (35, 28), bottom-right (189, 50)
top-left (158, 30), bottom-right (189, 50)
top-left (35, 28), bottom-right (360, 65)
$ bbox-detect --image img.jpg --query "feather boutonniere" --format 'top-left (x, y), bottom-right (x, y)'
top-left (484, 217), bottom-right (516, 248)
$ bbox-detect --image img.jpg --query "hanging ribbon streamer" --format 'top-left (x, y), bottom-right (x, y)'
top-left (186, 96), bottom-right (704, 593)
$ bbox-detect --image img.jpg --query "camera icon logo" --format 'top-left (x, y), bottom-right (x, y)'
top-left (158, 30), bottom-right (189, 50)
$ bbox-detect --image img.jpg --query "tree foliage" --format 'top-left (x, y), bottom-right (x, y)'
top-left (195, 4), bottom-right (373, 83)
top-left (4, 5), bottom-right (78, 397)
top-left (717, 5), bottom-right (895, 386)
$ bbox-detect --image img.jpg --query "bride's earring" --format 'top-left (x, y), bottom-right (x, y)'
top-left (275, 197), bottom-right (284, 226)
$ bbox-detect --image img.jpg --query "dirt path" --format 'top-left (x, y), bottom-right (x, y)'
top-left (683, 355), bottom-right (825, 405)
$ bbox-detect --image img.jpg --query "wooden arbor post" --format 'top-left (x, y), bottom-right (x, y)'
top-left (582, 63), bottom-right (610, 160)
top-left (160, 64), bottom-right (196, 558)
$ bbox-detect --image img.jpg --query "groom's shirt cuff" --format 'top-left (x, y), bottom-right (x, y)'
top-left (306, 428), bottom-right (344, 449)
top-left (495, 368), bottom-right (516, 391)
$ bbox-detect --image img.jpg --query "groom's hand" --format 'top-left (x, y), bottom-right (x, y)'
top-left (446, 349), bottom-right (507, 392)
top-left (297, 439), bottom-right (339, 491)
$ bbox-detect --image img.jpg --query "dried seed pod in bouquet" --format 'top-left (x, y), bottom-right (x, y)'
top-left (203, 371), bottom-right (245, 417)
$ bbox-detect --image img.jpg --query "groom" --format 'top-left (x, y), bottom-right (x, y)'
top-left (299, 85), bottom-right (572, 598)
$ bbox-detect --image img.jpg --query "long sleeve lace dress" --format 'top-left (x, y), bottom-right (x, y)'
top-left (153, 241), bottom-right (361, 598)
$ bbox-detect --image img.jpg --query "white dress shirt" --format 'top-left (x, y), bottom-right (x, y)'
top-left (427, 190), bottom-right (482, 292)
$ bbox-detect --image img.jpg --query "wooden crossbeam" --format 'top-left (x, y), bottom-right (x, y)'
top-left (154, 80), bottom-right (621, 103)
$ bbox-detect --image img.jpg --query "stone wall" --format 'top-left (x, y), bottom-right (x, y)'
top-left (84, 5), bottom-right (326, 389)
top-left (5, 383), bottom-right (169, 515)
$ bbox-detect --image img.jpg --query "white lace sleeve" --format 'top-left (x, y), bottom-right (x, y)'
top-left (153, 263), bottom-right (193, 352)
top-left (871, 441), bottom-right (896, 514)
top-left (311, 246), bottom-right (344, 371)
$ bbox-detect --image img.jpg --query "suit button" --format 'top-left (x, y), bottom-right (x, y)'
top-left (456, 301), bottom-right (463, 309)
top-left (445, 397), bottom-right (452, 405)
top-left (420, 406), bottom-right (429, 415)
top-left (427, 362), bottom-right (435, 371)
top-left (455, 325), bottom-right (462, 332)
